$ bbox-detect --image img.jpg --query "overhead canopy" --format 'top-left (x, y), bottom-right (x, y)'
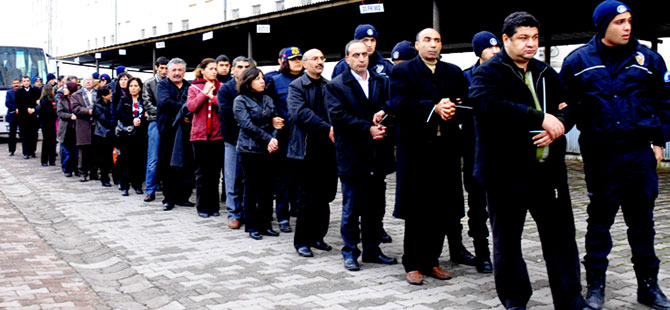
top-left (55, 0), bottom-right (668, 72)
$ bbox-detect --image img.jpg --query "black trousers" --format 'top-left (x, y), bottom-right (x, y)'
top-left (461, 129), bottom-right (490, 258)
top-left (487, 179), bottom-right (584, 310)
top-left (78, 144), bottom-right (94, 176)
top-left (240, 152), bottom-right (274, 233)
top-left (40, 121), bottom-right (57, 165)
top-left (192, 140), bottom-right (223, 215)
top-left (582, 147), bottom-right (660, 279)
top-left (8, 119), bottom-right (20, 154)
top-left (93, 135), bottom-right (113, 183)
top-left (19, 117), bottom-right (38, 156)
top-left (159, 132), bottom-right (189, 204)
top-left (117, 135), bottom-right (146, 191)
top-left (294, 155), bottom-right (337, 248)
top-left (339, 174), bottom-right (386, 259)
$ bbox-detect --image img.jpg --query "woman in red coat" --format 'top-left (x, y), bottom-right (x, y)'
top-left (187, 58), bottom-right (223, 218)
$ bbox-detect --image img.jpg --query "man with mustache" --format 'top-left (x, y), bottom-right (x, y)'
top-left (327, 40), bottom-right (397, 271)
top-left (470, 12), bottom-right (589, 309)
top-left (287, 49), bottom-right (338, 258)
top-left (157, 58), bottom-right (193, 211)
top-left (561, 1), bottom-right (670, 309)
top-left (389, 28), bottom-right (471, 285)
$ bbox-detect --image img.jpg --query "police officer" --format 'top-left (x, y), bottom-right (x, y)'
top-left (331, 24), bottom-right (394, 79)
top-left (561, 2), bottom-right (670, 309)
top-left (470, 12), bottom-right (589, 309)
top-left (461, 31), bottom-right (501, 274)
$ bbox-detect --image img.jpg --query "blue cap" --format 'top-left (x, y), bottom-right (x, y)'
top-left (354, 24), bottom-right (378, 40)
top-left (116, 65), bottom-right (126, 75)
top-left (100, 74), bottom-right (111, 82)
top-left (472, 31), bottom-right (500, 57)
top-left (283, 47), bottom-right (302, 60)
top-left (46, 73), bottom-right (56, 82)
top-left (391, 40), bottom-right (417, 61)
top-left (92, 72), bottom-right (100, 79)
top-left (31, 76), bottom-right (42, 84)
top-left (593, 1), bottom-right (630, 35)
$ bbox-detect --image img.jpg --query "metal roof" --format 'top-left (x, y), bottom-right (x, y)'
top-left (55, 0), bottom-right (669, 72)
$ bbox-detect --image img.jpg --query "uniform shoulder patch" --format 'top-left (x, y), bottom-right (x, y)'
top-left (664, 70), bottom-right (670, 83)
top-left (636, 52), bottom-right (645, 66)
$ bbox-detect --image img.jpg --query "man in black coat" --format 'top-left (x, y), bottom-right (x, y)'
top-left (469, 12), bottom-right (588, 310)
top-left (287, 49), bottom-right (338, 258)
top-left (326, 40), bottom-right (396, 271)
top-left (15, 75), bottom-right (41, 159)
top-left (389, 28), bottom-right (472, 285)
top-left (157, 58), bottom-right (192, 211)
top-left (4, 78), bottom-right (21, 156)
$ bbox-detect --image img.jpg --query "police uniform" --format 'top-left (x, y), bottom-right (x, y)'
top-left (561, 13), bottom-right (670, 309)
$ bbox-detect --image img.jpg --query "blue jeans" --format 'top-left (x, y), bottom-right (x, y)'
top-left (224, 142), bottom-right (244, 220)
top-left (60, 142), bottom-right (78, 173)
top-left (145, 121), bottom-right (160, 194)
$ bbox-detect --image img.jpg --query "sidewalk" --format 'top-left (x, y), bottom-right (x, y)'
top-left (0, 143), bottom-right (667, 309)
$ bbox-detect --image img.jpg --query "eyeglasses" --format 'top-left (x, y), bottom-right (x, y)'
top-left (307, 56), bottom-right (326, 62)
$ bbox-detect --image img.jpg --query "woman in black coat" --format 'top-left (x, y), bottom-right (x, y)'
top-left (38, 83), bottom-right (58, 166)
top-left (115, 77), bottom-right (147, 196)
top-left (233, 68), bottom-right (285, 240)
top-left (93, 86), bottom-right (115, 187)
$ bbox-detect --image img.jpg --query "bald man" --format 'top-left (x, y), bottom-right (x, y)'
top-left (389, 28), bottom-right (472, 285)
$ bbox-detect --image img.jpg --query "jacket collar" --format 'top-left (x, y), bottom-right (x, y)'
top-left (498, 48), bottom-right (548, 76)
top-left (300, 73), bottom-right (327, 86)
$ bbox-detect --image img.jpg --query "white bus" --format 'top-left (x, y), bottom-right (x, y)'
top-left (0, 46), bottom-right (49, 134)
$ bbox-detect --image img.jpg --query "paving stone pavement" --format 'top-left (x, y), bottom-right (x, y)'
top-left (0, 142), bottom-right (668, 309)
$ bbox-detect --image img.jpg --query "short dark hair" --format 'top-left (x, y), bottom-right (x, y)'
top-left (502, 11), bottom-right (540, 38)
top-left (215, 54), bottom-right (230, 63)
top-left (155, 56), bottom-right (169, 67)
top-left (237, 67), bottom-right (264, 96)
top-left (127, 77), bottom-right (143, 93)
top-left (21, 75), bottom-right (30, 81)
top-left (97, 85), bottom-right (112, 98)
top-left (58, 75), bottom-right (65, 81)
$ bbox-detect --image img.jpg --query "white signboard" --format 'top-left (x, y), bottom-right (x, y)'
top-left (203, 31), bottom-right (213, 41)
top-left (95, 53), bottom-right (101, 59)
top-left (119, 49), bottom-right (127, 55)
top-left (359, 3), bottom-right (384, 14)
top-left (155, 41), bottom-right (166, 49)
top-left (256, 24), bottom-right (271, 34)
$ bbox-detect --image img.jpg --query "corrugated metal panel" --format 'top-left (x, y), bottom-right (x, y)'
top-left (564, 127), bottom-right (670, 160)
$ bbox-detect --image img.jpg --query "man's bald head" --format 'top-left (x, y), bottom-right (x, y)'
top-left (415, 28), bottom-right (442, 61)
top-left (302, 49), bottom-right (325, 78)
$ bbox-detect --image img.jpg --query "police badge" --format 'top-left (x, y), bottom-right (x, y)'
top-left (635, 52), bottom-right (645, 66)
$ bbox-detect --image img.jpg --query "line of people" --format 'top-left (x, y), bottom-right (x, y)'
top-left (5, 2), bottom-right (669, 310)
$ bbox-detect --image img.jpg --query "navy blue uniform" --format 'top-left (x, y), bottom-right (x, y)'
top-left (561, 36), bottom-right (670, 280)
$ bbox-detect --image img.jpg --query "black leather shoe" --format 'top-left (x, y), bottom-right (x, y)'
top-left (41, 162), bottom-right (48, 167)
top-left (312, 240), bottom-right (332, 251)
top-left (585, 270), bottom-right (605, 310)
top-left (380, 229), bottom-right (392, 243)
top-left (507, 307), bottom-right (527, 310)
top-left (89, 174), bottom-right (99, 180)
top-left (176, 201), bottom-right (195, 207)
top-left (451, 248), bottom-right (477, 266)
top-left (101, 181), bottom-right (112, 187)
top-left (198, 212), bottom-right (210, 218)
top-left (261, 229), bottom-right (279, 237)
top-left (24, 155), bottom-right (30, 159)
top-left (9, 152), bottom-right (14, 156)
top-left (64, 172), bottom-right (73, 177)
top-left (143, 193), bottom-right (155, 202)
top-left (476, 259), bottom-right (493, 274)
top-left (362, 253), bottom-right (398, 265)
top-left (121, 189), bottom-right (129, 196)
top-left (296, 246), bottom-right (313, 257)
top-left (279, 222), bottom-right (292, 232)
top-left (249, 231), bottom-right (263, 240)
top-left (344, 258), bottom-right (360, 271)
top-left (212, 212), bottom-right (220, 217)
top-left (163, 203), bottom-right (174, 211)
top-left (135, 188), bottom-right (143, 194)
top-left (80, 175), bottom-right (88, 182)
top-left (638, 277), bottom-right (670, 310)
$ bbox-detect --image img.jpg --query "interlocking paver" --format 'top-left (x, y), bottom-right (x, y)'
top-left (0, 141), bottom-right (668, 309)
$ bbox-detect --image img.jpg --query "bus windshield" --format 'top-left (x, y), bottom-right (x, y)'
top-left (0, 46), bottom-right (48, 90)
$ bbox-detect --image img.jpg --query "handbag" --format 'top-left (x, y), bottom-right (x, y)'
top-left (115, 120), bottom-right (136, 137)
